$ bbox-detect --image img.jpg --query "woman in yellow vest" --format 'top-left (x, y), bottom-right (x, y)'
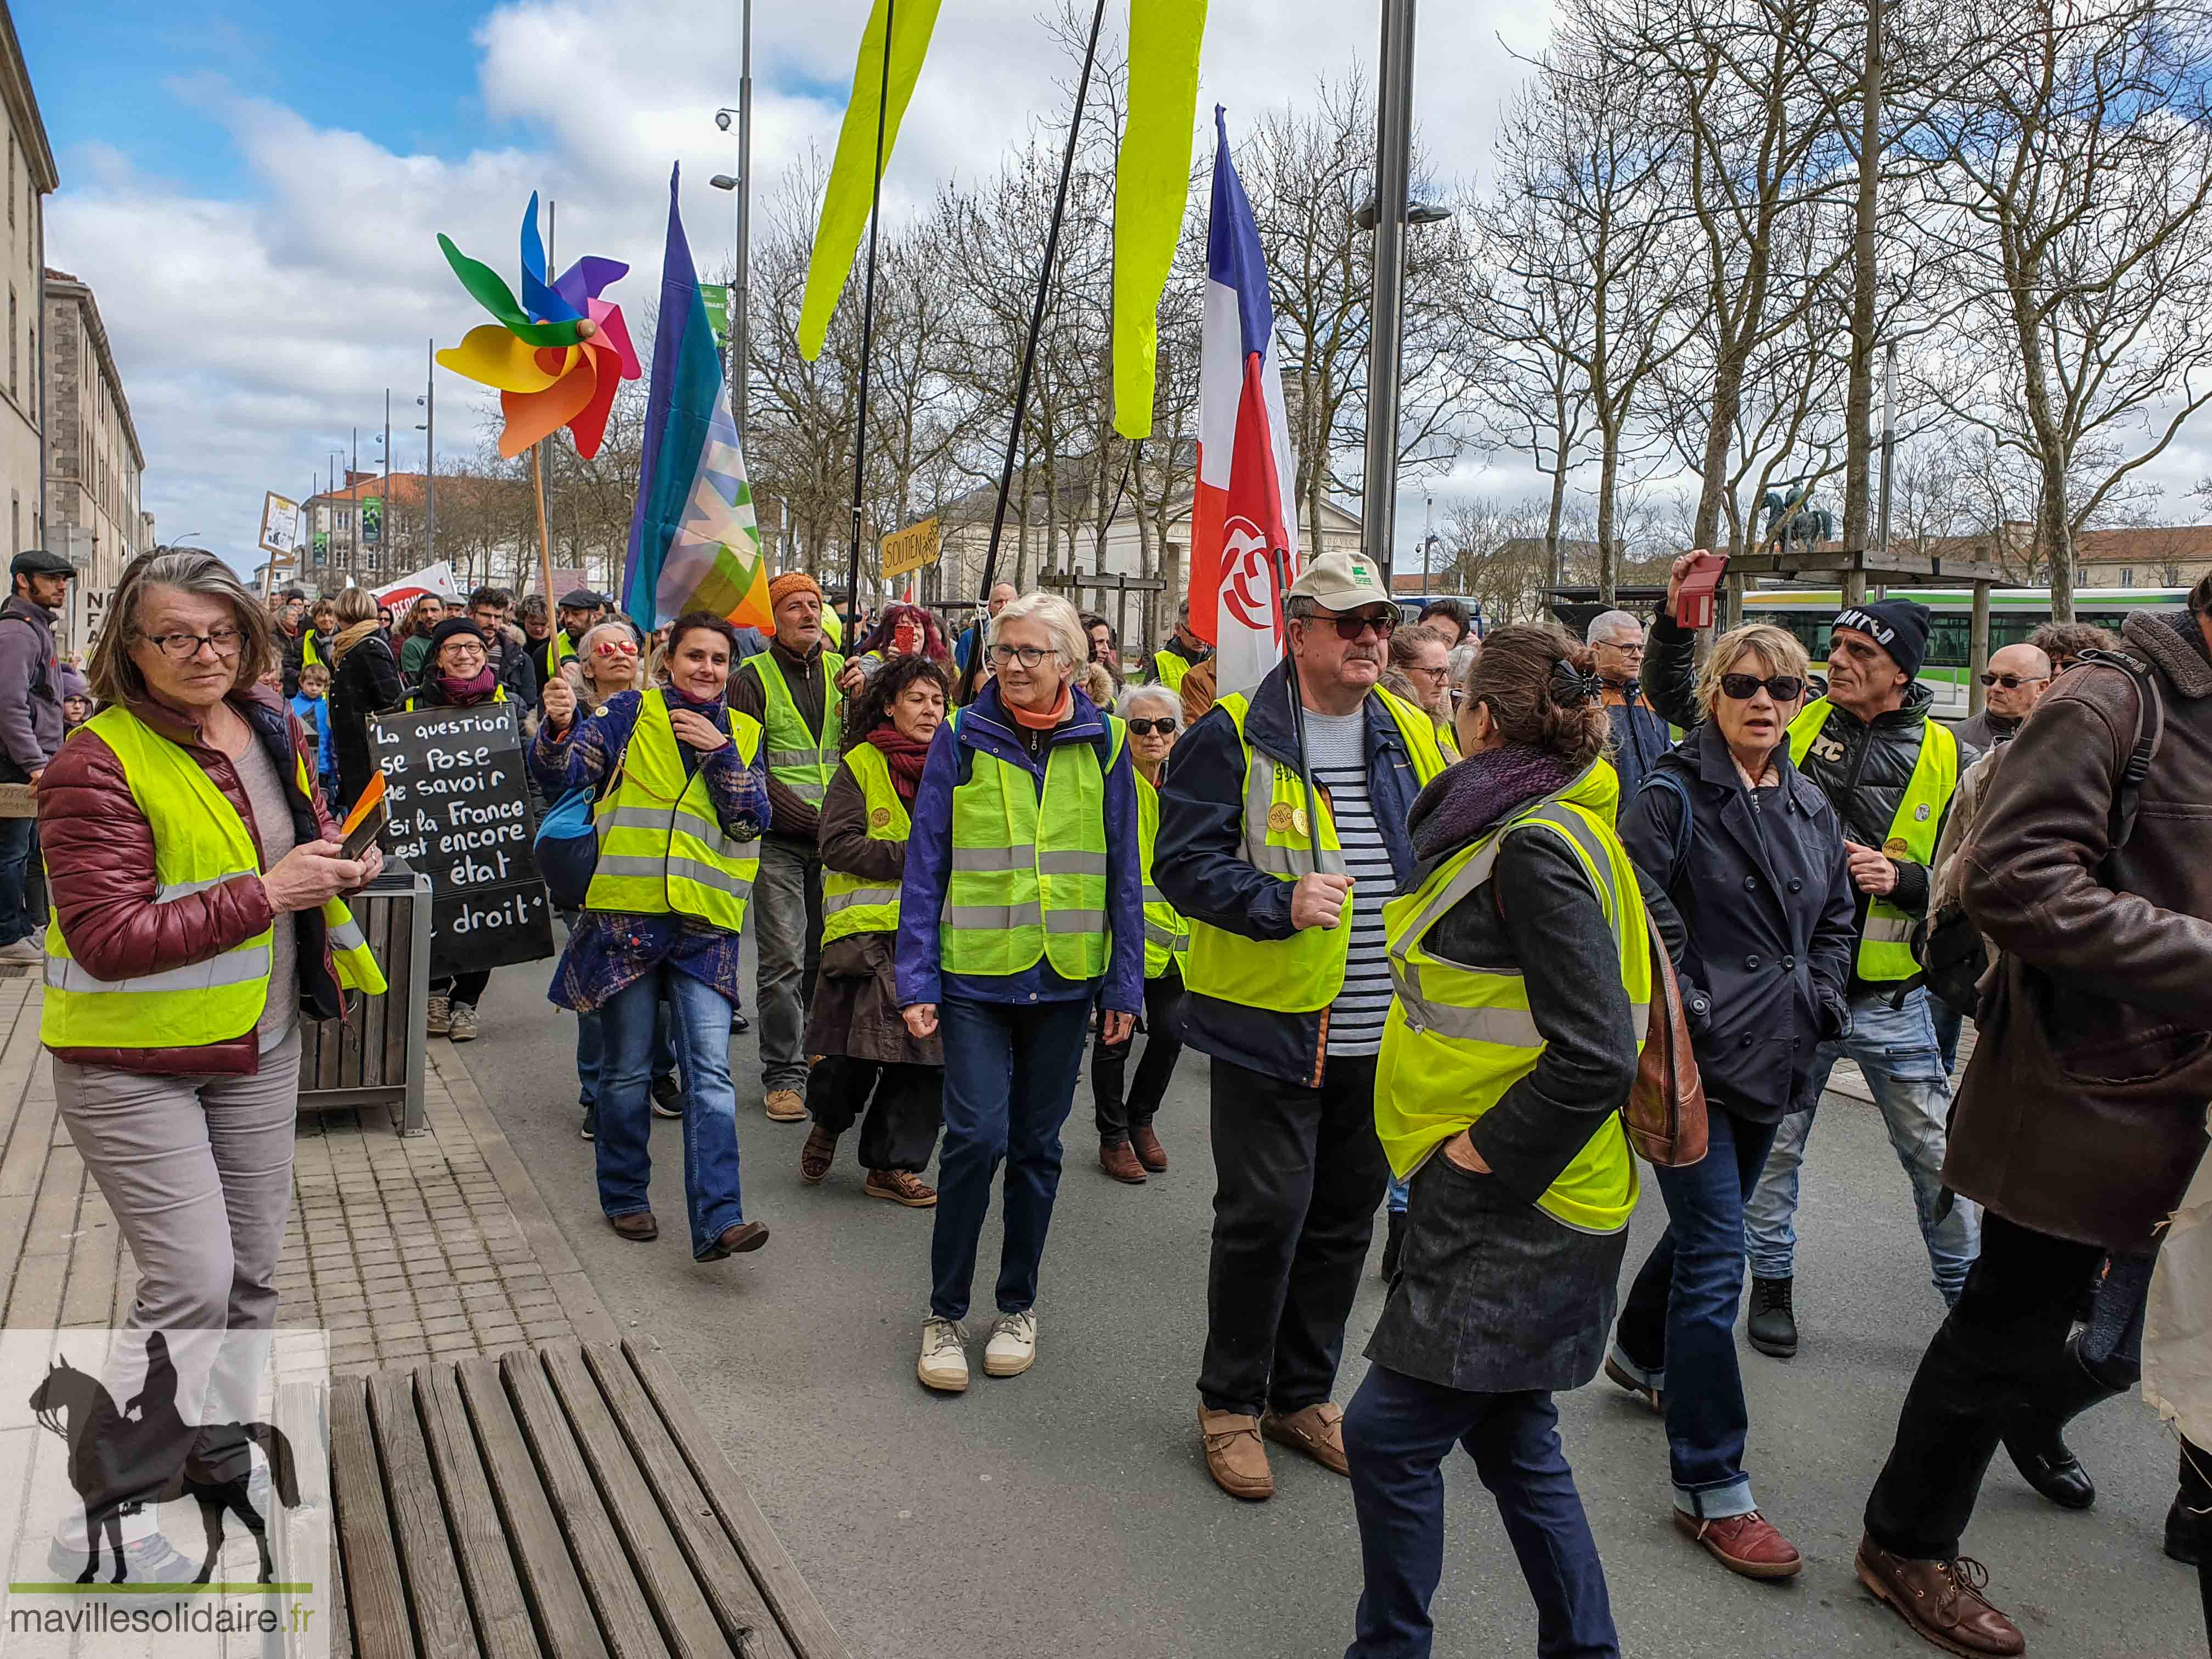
top-left (797, 654), bottom-right (951, 1207)
top-left (1344, 625), bottom-right (1663, 1659)
top-left (41, 548), bottom-right (386, 1574)
top-left (896, 592), bottom-right (1145, 1393)
top-left (543, 613), bottom-right (772, 1262)
top-left (1090, 681), bottom-right (1189, 1186)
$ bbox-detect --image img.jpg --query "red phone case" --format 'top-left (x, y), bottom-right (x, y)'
top-left (1677, 553), bottom-right (1728, 630)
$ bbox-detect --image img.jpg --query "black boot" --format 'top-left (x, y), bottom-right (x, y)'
top-left (2169, 1440), bottom-right (2211, 1566)
top-left (2001, 1334), bottom-right (2123, 1510)
top-left (1747, 1276), bottom-right (1797, 1359)
top-left (1381, 1209), bottom-right (1406, 1279)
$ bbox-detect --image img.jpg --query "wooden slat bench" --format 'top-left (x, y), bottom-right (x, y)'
top-left (322, 1335), bottom-right (851, 1659)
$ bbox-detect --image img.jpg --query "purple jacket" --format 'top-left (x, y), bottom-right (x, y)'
top-left (895, 680), bottom-right (1145, 1014)
top-left (0, 597), bottom-right (63, 778)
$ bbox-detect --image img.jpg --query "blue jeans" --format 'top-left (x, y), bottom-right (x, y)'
top-left (0, 815), bottom-right (35, 945)
top-left (1743, 986), bottom-right (1979, 1304)
top-left (1344, 1364), bottom-right (1618, 1659)
top-left (577, 998), bottom-right (676, 1107)
top-left (929, 995), bottom-right (1090, 1323)
top-left (1386, 1174), bottom-right (1410, 1216)
top-left (1610, 1108), bottom-right (1781, 1518)
top-left (1931, 998), bottom-right (1963, 1077)
top-left (594, 967), bottom-right (746, 1259)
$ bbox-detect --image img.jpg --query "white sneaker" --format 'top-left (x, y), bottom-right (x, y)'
top-left (983, 1310), bottom-right (1037, 1378)
top-left (0, 936), bottom-right (41, 963)
top-left (917, 1317), bottom-right (969, 1393)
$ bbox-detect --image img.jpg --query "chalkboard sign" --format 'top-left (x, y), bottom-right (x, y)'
top-left (368, 704), bottom-right (555, 978)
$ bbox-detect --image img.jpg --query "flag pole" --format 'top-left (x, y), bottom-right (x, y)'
top-left (973, 0), bottom-right (1109, 616)
top-left (843, 0), bottom-right (897, 637)
top-left (531, 444), bottom-right (554, 613)
top-left (1272, 548), bottom-right (1325, 877)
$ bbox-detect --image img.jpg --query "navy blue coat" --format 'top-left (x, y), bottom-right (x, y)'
top-left (1154, 661), bottom-right (1432, 1088)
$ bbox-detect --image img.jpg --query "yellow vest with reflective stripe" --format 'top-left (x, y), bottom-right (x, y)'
top-left (1375, 762), bottom-right (1649, 1233)
top-left (821, 742), bottom-right (907, 945)
top-left (42, 707), bottom-right (386, 1049)
top-left (741, 651), bottom-right (844, 807)
top-left (1181, 686), bottom-right (1449, 1013)
top-left (1152, 649), bottom-right (1189, 691)
top-left (1787, 697), bottom-right (1959, 981)
top-left (301, 631), bottom-right (324, 672)
top-left (403, 685), bottom-right (508, 712)
top-left (940, 708), bottom-right (1126, 980)
top-left (1135, 772), bottom-right (1188, 979)
top-left (584, 691), bottom-right (764, 932)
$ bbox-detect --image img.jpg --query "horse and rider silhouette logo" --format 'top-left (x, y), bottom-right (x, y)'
top-left (27, 1331), bottom-right (298, 1585)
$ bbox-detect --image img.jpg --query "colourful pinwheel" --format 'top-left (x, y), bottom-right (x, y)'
top-left (435, 194), bottom-right (641, 459)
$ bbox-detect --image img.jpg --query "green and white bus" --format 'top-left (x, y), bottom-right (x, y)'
top-left (1739, 586), bottom-right (2186, 697)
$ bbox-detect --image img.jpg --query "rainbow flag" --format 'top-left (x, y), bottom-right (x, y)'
top-left (623, 164), bottom-right (772, 632)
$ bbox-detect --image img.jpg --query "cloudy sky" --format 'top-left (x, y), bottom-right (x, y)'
top-left (24, 0), bottom-right (1564, 578)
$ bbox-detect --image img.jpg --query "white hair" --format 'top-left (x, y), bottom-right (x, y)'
top-left (1119, 682), bottom-right (1181, 725)
top-left (988, 590), bottom-right (1086, 668)
top-left (1586, 609), bottom-right (1643, 646)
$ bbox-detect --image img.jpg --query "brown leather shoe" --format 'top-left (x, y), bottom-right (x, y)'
top-left (1130, 1124), bottom-right (1168, 1172)
top-left (1672, 1509), bottom-right (1803, 1579)
top-left (1262, 1402), bottom-right (1350, 1476)
top-left (1099, 1139), bottom-right (1147, 1184)
top-left (764, 1088), bottom-right (808, 1122)
top-left (799, 1125), bottom-right (837, 1184)
top-left (1855, 1534), bottom-right (2025, 1656)
top-left (1199, 1406), bottom-right (1273, 1500)
top-left (864, 1169), bottom-right (938, 1207)
top-left (607, 1211), bottom-right (658, 1243)
top-left (1604, 1355), bottom-right (1662, 1414)
top-left (699, 1220), bottom-right (770, 1260)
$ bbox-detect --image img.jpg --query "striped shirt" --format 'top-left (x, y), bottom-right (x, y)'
top-left (1303, 707), bottom-right (1397, 1057)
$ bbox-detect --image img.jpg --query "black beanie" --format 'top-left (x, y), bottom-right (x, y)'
top-left (1832, 599), bottom-right (1931, 682)
top-left (427, 616), bottom-right (490, 658)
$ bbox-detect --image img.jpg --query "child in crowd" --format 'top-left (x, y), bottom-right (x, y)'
top-left (291, 662), bottom-right (340, 804)
top-left (60, 693), bottom-right (91, 736)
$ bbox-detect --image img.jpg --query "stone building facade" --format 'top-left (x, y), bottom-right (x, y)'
top-left (0, 7), bottom-right (53, 560)
top-left (43, 268), bottom-right (145, 591)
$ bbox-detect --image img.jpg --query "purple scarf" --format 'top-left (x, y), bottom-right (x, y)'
top-left (1408, 746), bottom-right (1578, 862)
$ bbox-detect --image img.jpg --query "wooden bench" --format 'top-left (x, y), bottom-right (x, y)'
top-left (319, 1336), bottom-right (852, 1659)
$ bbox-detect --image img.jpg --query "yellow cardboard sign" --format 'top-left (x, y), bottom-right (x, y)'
top-left (879, 517), bottom-right (941, 580)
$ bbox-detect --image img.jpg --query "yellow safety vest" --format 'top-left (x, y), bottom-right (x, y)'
top-left (43, 707), bottom-right (386, 1049)
top-left (939, 708), bottom-right (1126, 980)
top-left (1375, 763), bottom-right (1650, 1233)
top-left (1787, 697), bottom-right (1959, 981)
top-left (584, 691), bottom-right (764, 932)
top-left (539, 630), bottom-right (578, 683)
top-left (403, 685), bottom-right (509, 713)
top-left (301, 631), bottom-right (324, 672)
top-left (1135, 771), bottom-right (1189, 979)
top-left (1181, 686), bottom-right (1448, 1013)
top-left (1152, 648), bottom-right (1190, 691)
top-left (741, 651), bottom-right (844, 808)
top-left (821, 741), bottom-right (907, 945)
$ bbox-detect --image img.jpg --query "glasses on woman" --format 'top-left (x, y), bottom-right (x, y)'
top-left (1719, 672), bottom-right (1807, 702)
top-left (1127, 718), bottom-right (1178, 737)
top-left (145, 627), bottom-right (244, 661)
top-left (594, 639), bottom-right (640, 657)
top-left (441, 644), bottom-right (488, 664)
top-left (991, 644), bottom-right (1053, 668)
top-left (1409, 661), bottom-right (1450, 681)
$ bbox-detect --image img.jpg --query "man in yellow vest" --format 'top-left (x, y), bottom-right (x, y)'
top-left (1147, 598), bottom-right (1214, 692)
top-left (1650, 579), bottom-right (1974, 1359)
top-left (730, 570), bottom-right (844, 1122)
top-left (1156, 550), bottom-right (1449, 1503)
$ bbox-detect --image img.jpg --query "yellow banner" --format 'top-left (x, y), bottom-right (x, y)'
top-left (1112, 0), bottom-right (1209, 438)
top-left (880, 517), bottom-right (942, 580)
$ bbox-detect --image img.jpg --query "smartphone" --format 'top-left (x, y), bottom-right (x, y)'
top-left (337, 772), bottom-right (387, 862)
top-left (1677, 551), bottom-right (1730, 630)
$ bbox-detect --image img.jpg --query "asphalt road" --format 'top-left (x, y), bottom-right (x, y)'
top-left (455, 955), bottom-right (2201, 1659)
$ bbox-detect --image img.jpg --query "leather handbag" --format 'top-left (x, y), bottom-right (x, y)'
top-left (1623, 904), bottom-right (1708, 1167)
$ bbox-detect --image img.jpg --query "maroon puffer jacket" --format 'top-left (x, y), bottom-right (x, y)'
top-left (39, 685), bottom-right (351, 1076)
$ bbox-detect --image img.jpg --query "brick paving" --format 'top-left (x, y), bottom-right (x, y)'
top-left (0, 971), bottom-right (613, 1373)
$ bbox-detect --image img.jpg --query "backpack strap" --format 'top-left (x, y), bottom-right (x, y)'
top-left (1636, 768), bottom-right (1696, 882)
top-left (2077, 647), bottom-right (2164, 854)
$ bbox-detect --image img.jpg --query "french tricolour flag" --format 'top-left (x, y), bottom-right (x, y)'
top-left (1189, 106), bottom-right (1300, 699)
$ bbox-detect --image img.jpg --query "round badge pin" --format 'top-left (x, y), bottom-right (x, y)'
top-left (1292, 807), bottom-right (1310, 837)
top-left (871, 806), bottom-right (891, 829)
top-left (1883, 836), bottom-right (1909, 856)
top-left (1267, 802), bottom-right (1294, 834)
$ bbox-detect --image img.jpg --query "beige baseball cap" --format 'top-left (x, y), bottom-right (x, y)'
top-left (1285, 550), bottom-right (1392, 612)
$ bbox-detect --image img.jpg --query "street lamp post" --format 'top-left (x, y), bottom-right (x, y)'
top-left (713, 1), bottom-right (754, 443)
top-left (1362, 0), bottom-right (1418, 588)
top-left (421, 337), bottom-right (436, 564)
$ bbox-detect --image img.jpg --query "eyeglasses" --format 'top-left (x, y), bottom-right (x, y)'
top-left (145, 627), bottom-right (244, 662)
top-left (1408, 662), bottom-right (1450, 681)
top-left (990, 644), bottom-right (1054, 668)
top-left (1598, 641), bottom-right (1645, 655)
top-left (1978, 672), bottom-right (2047, 690)
top-left (1305, 609), bottom-right (1396, 641)
top-left (1719, 673), bottom-right (1807, 702)
top-left (594, 639), bottom-right (640, 657)
top-left (440, 644), bottom-right (488, 663)
top-left (1127, 718), bottom-right (1178, 737)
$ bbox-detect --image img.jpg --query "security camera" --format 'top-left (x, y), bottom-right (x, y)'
top-left (716, 109), bottom-right (733, 132)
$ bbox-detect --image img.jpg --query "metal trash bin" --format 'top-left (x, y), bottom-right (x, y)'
top-left (296, 866), bottom-right (432, 1135)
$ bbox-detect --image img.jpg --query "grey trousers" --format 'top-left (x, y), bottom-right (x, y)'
top-left (54, 1025), bottom-right (300, 1500)
top-left (752, 835), bottom-right (823, 1094)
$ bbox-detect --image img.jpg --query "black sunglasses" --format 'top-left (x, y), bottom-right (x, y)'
top-left (1304, 609), bottom-right (1397, 641)
top-left (1978, 672), bottom-right (2047, 690)
top-left (1126, 718), bottom-right (1178, 737)
top-left (1719, 673), bottom-right (1807, 702)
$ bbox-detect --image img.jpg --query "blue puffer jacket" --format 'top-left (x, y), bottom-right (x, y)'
top-left (894, 680), bottom-right (1146, 1016)
top-left (1153, 660), bottom-right (1431, 1088)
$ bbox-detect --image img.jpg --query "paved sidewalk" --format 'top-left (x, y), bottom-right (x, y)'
top-left (0, 972), bottom-right (613, 1373)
